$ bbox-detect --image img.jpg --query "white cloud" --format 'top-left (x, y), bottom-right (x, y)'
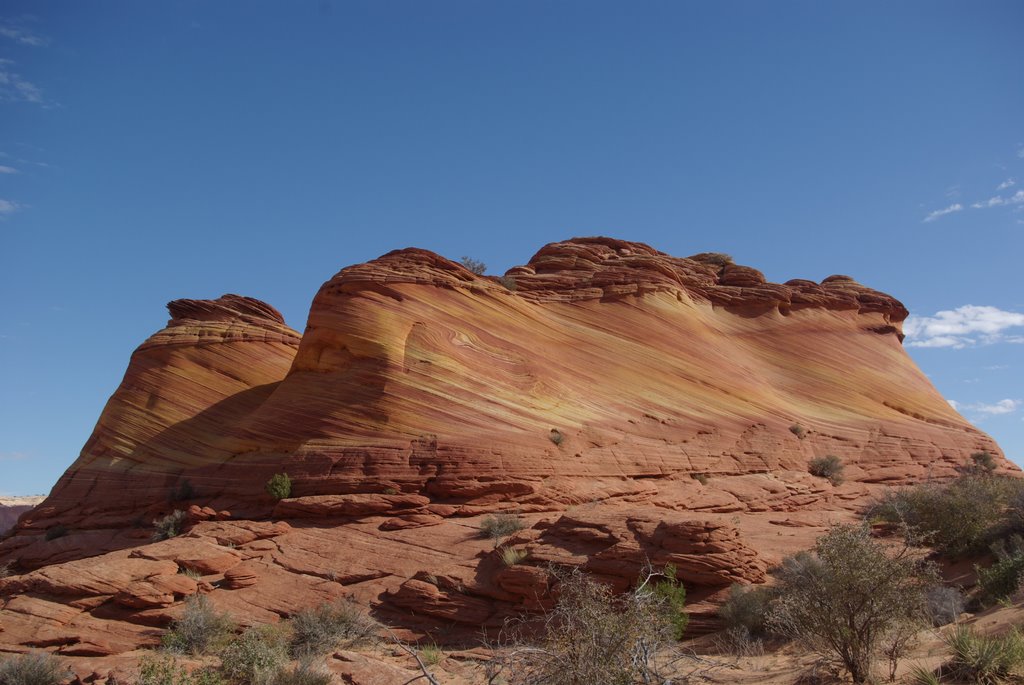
top-left (904, 305), bottom-right (1024, 348)
top-left (997, 178), bottom-right (1016, 191)
top-left (0, 22), bottom-right (47, 47)
top-left (0, 164), bottom-right (17, 174)
top-left (948, 398), bottom-right (1022, 422)
top-left (0, 198), bottom-right (21, 216)
top-left (923, 203), bottom-right (963, 222)
top-left (970, 190), bottom-right (1024, 209)
top-left (0, 58), bottom-right (44, 104)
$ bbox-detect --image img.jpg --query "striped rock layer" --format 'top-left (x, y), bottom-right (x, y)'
top-left (0, 237), bottom-right (1009, 671)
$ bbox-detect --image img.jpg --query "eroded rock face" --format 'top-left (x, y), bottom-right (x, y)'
top-left (0, 238), bottom-right (1011, 675)
top-left (0, 498), bottom-right (43, 535)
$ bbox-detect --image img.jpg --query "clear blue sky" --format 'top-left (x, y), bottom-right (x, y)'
top-left (1, 1), bottom-right (1022, 496)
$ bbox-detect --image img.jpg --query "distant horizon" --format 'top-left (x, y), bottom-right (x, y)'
top-left (2, 1), bottom-right (1022, 495)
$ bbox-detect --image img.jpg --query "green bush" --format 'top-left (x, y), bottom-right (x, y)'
top-left (138, 654), bottom-right (225, 685)
top-left (768, 524), bottom-right (935, 684)
top-left (220, 625), bottom-right (289, 685)
top-left (479, 513), bottom-right (525, 543)
top-left (500, 547), bottom-right (528, 566)
top-left (651, 564), bottom-right (688, 640)
top-left (808, 455), bottom-right (844, 485)
top-left (170, 480), bottom-right (197, 502)
top-left (419, 644), bottom-right (443, 666)
top-left (962, 451), bottom-right (998, 476)
top-left (944, 625), bottom-right (1024, 685)
top-left (154, 510), bottom-right (188, 541)
top-left (719, 583), bottom-right (776, 638)
top-left (867, 475), bottom-right (1024, 557)
top-left (0, 652), bottom-right (70, 685)
top-left (0, 562), bottom-right (11, 579)
top-left (162, 595), bottom-right (236, 655)
top-left (289, 599), bottom-right (378, 658)
top-left (266, 473), bottom-right (292, 501)
top-left (266, 659), bottom-right (331, 685)
top-left (789, 423), bottom-right (806, 439)
top-left (458, 256), bottom-right (486, 275)
top-left (548, 428), bottom-right (563, 445)
top-left (977, 537), bottom-right (1024, 603)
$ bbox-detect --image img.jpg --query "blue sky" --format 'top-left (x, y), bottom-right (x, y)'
top-left (1, 1), bottom-right (1022, 496)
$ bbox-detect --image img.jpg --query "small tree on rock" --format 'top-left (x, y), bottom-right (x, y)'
top-left (768, 523), bottom-right (935, 684)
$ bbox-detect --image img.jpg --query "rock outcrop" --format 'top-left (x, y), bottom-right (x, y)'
top-left (0, 238), bottom-right (1010, 678)
top-left (0, 497), bottom-right (43, 535)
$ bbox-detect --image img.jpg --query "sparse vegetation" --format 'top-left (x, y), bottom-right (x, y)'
top-left (962, 450), bottom-right (998, 476)
top-left (267, 659), bottom-right (332, 685)
top-left (0, 562), bottom-right (11, 578)
top-left (768, 524), bottom-right (935, 684)
top-left (925, 585), bottom-right (966, 626)
top-left (153, 510), bottom-right (188, 541)
top-left (289, 599), bottom-right (378, 658)
top-left (138, 654), bottom-right (225, 685)
top-left (691, 472), bottom-right (709, 485)
top-left (808, 455), bottom-right (844, 485)
top-left (220, 625), bottom-right (289, 685)
top-left (789, 423), bottom-right (806, 439)
top-left (499, 275), bottom-right (517, 291)
top-left (944, 625), bottom-right (1024, 685)
top-left (495, 566), bottom-right (683, 684)
top-left (419, 644), bottom-right (443, 667)
top-left (977, 536), bottom-right (1024, 603)
top-left (479, 513), bottom-right (525, 544)
top-left (265, 473), bottom-right (292, 500)
top-left (548, 428), bottom-right (563, 445)
top-left (44, 524), bottom-right (68, 541)
top-left (162, 595), bottom-right (236, 656)
top-left (0, 651), bottom-right (70, 685)
top-left (687, 252), bottom-right (734, 267)
top-left (651, 564), bottom-right (688, 640)
top-left (458, 256), bottom-right (487, 275)
top-left (867, 472), bottom-right (1024, 557)
top-left (719, 583), bottom-right (777, 644)
top-left (500, 547), bottom-right (528, 566)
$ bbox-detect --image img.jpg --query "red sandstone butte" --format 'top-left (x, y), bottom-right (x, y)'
top-left (0, 238), bottom-right (1010, 677)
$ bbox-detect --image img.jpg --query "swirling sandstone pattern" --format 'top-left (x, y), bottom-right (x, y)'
top-left (0, 238), bottom-right (1010, 677)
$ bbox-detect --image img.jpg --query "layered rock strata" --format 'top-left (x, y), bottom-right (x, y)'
top-left (0, 238), bottom-right (1009, 677)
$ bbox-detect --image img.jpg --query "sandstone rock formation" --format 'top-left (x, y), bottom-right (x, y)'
top-left (0, 497), bottom-right (43, 535)
top-left (0, 238), bottom-right (1010, 680)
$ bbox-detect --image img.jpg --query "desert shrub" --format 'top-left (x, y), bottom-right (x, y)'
top-left (0, 562), bottom-right (11, 579)
top-left (499, 275), bottom-right (517, 291)
top-left (808, 455), bottom-right (844, 485)
top-left (289, 599), bottom-right (378, 658)
top-left (925, 585), bottom-right (966, 626)
top-left (687, 252), bottom-right (734, 267)
top-left (479, 513), bottom-right (525, 543)
top-left (789, 423), bottom-right (806, 439)
top-left (266, 659), bottom-right (331, 685)
top-left (548, 429), bottom-right (563, 445)
top-left (162, 595), bottom-right (236, 655)
top-left (0, 652), bottom-right (70, 685)
top-left (907, 665), bottom-right (942, 685)
top-left (977, 537), bottom-right (1024, 603)
top-left (44, 524), bottom-right (68, 541)
top-left (265, 473), bottom-right (292, 500)
top-left (220, 625), bottom-right (289, 685)
top-left (498, 566), bottom-right (682, 684)
top-left (719, 583), bottom-right (776, 638)
top-left (867, 475), bottom-right (1024, 557)
top-left (458, 256), bottom-right (486, 275)
top-left (419, 644), bottom-right (443, 666)
top-left (961, 451), bottom-right (998, 476)
top-left (768, 524), bottom-right (935, 684)
top-left (500, 547), bottom-right (528, 566)
top-left (944, 625), bottom-right (1024, 685)
top-left (138, 654), bottom-right (225, 685)
top-left (691, 473), bottom-right (709, 485)
top-left (651, 564), bottom-right (688, 640)
top-left (153, 510), bottom-right (188, 541)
